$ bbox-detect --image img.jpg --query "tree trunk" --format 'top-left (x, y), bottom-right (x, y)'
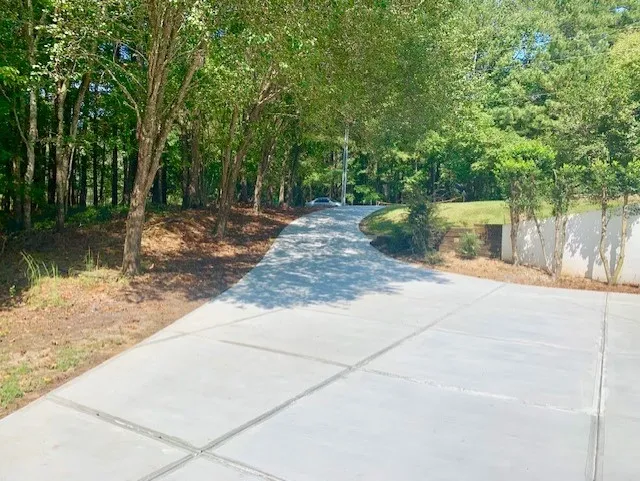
top-left (188, 119), bottom-right (201, 207)
top-left (22, 0), bottom-right (38, 230)
top-left (152, 167), bottom-right (162, 204)
top-left (111, 143), bottom-right (118, 206)
top-left (278, 157), bottom-right (286, 207)
top-left (54, 79), bottom-right (69, 230)
top-left (23, 87), bottom-right (37, 230)
top-left (122, 133), bottom-right (155, 275)
top-left (598, 189), bottom-right (611, 285)
top-left (12, 156), bottom-right (22, 224)
top-left (509, 206), bottom-right (520, 266)
top-left (254, 135), bottom-right (277, 214)
top-left (47, 140), bottom-right (56, 204)
top-left (181, 129), bottom-right (191, 208)
top-left (286, 143), bottom-right (300, 207)
top-left (161, 163), bottom-right (168, 204)
top-left (100, 142), bottom-right (106, 203)
top-left (121, 3), bottom-right (205, 274)
top-left (55, 72), bottom-right (90, 230)
top-left (92, 142), bottom-right (99, 206)
top-left (216, 106), bottom-right (240, 237)
top-left (122, 181), bottom-right (147, 275)
top-left (532, 214), bottom-right (551, 274)
top-left (612, 193), bottom-right (630, 285)
top-left (80, 153), bottom-right (88, 207)
top-left (551, 213), bottom-right (568, 281)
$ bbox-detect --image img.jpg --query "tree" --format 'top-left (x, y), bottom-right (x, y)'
top-left (549, 163), bottom-right (584, 280)
top-left (105, 0), bottom-right (210, 274)
top-left (494, 140), bottom-right (552, 266)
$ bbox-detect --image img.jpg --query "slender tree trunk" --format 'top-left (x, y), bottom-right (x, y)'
top-left (12, 156), bottom-right (22, 224)
top-left (188, 119), bottom-right (201, 207)
top-left (54, 79), bottom-right (69, 230)
top-left (612, 193), bottom-right (630, 285)
top-left (161, 163), bottom-right (167, 204)
top-left (152, 167), bottom-right (162, 204)
top-left (21, 0), bottom-right (38, 230)
top-left (254, 135), bottom-right (277, 214)
top-left (111, 142), bottom-right (118, 206)
top-left (92, 142), bottom-right (99, 206)
top-left (509, 205), bottom-right (520, 266)
top-left (47, 139), bottom-right (56, 204)
top-left (286, 143), bottom-right (300, 207)
top-left (55, 72), bottom-right (90, 230)
top-left (23, 87), bottom-right (37, 230)
top-left (552, 213), bottom-right (568, 281)
top-left (278, 156), bottom-right (286, 207)
top-left (598, 189), bottom-right (611, 285)
top-left (80, 153), bottom-right (88, 207)
top-left (216, 106), bottom-right (239, 237)
top-left (100, 142), bottom-right (106, 203)
top-left (532, 214), bottom-right (551, 274)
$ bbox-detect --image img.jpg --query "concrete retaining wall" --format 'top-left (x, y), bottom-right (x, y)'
top-left (501, 210), bottom-right (640, 285)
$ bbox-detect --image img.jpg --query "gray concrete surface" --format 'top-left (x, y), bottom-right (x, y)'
top-left (0, 206), bottom-right (638, 481)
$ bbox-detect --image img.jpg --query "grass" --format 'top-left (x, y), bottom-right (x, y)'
top-left (55, 346), bottom-right (85, 372)
top-left (21, 252), bottom-right (65, 307)
top-left (0, 363), bottom-right (30, 408)
top-left (362, 198), bottom-right (633, 233)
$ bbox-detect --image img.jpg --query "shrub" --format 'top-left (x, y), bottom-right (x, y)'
top-left (406, 190), bottom-right (448, 256)
top-left (458, 232), bottom-right (483, 259)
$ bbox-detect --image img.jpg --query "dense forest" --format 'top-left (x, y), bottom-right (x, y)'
top-left (1, 0), bottom-right (640, 274)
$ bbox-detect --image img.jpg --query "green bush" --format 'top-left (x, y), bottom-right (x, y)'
top-left (458, 232), bottom-right (483, 259)
top-left (406, 190), bottom-right (448, 256)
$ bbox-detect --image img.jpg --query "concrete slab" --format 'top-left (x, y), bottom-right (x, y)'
top-left (367, 328), bottom-right (597, 410)
top-left (608, 314), bottom-right (640, 356)
top-left (54, 335), bottom-right (341, 447)
top-left (214, 371), bottom-right (592, 481)
top-left (437, 300), bottom-right (603, 351)
top-left (497, 282), bottom-right (608, 310)
top-left (305, 292), bottom-right (458, 328)
top-left (163, 298), bottom-right (276, 334)
top-left (0, 399), bottom-right (187, 481)
top-left (159, 457), bottom-right (264, 481)
top-left (197, 308), bottom-right (415, 365)
top-left (605, 353), bottom-right (640, 417)
top-left (602, 414), bottom-right (640, 481)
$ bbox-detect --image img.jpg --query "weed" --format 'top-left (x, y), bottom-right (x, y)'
top-left (20, 252), bottom-right (64, 307)
top-left (424, 251), bottom-right (444, 265)
top-left (84, 248), bottom-right (100, 272)
top-left (0, 375), bottom-right (23, 407)
top-left (55, 346), bottom-right (85, 372)
top-left (0, 363), bottom-right (31, 407)
top-left (458, 232), bottom-right (483, 260)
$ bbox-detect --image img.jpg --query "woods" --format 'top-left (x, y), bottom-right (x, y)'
top-left (1, 0), bottom-right (640, 279)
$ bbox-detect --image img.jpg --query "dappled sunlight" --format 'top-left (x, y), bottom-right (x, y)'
top-left (221, 207), bottom-right (450, 309)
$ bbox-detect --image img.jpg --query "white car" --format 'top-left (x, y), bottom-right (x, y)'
top-left (306, 197), bottom-right (341, 207)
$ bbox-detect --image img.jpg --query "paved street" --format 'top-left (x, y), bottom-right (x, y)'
top-left (0, 206), bottom-right (638, 481)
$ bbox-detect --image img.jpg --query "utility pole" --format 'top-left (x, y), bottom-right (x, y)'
top-left (341, 124), bottom-right (348, 205)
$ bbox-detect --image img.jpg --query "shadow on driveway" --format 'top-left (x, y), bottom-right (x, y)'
top-left (221, 207), bottom-right (449, 309)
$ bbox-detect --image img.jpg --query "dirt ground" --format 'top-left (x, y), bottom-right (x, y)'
top-left (372, 245), bottom-right (640, 295)
top-left (0, 207), bottom-right (308, 418)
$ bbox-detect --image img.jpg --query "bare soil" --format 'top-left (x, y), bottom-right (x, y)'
top-left (366, 237), bottom-right (640, 295)
top-left (0, 207), bottom-right (308, 418)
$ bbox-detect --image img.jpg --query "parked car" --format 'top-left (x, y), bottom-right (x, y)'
top-left (306, 197), bottom-right (341, 207)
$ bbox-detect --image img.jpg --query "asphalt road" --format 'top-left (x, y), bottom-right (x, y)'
top-left (1, 206), bottom-right (638, 481)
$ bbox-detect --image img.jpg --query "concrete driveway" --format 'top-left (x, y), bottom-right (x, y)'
top-left (1, 207), bottom-right (638, 481)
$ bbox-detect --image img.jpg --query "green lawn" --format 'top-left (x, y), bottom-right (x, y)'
top-left (361, 198), bottom-right (617, 235)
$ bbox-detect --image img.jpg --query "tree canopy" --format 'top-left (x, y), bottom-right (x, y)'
top-left (1, 0), bottom-right (639, 276)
